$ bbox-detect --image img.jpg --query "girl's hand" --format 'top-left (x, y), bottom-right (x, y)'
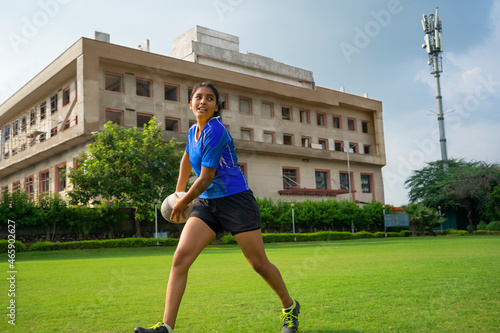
top-left (170, 193), bottom-right (188, 223)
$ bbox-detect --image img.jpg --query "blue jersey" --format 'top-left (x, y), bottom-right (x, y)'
top-left (186, 117), bottom-right (249, 199)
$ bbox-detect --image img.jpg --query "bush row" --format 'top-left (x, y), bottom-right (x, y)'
top-left (221, 230), bottom-right (412, 245)
top-left (0, 237), bottom-right (178, 253)
top-left (4, 229), bottom-right (497, 253)
top-left (0, 240), bottom-right (27, 253)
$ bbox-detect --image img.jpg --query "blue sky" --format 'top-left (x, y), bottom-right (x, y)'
top-left (1, 0), bottom-right (499, 206)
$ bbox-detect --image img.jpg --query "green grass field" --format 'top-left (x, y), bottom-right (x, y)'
top-left (2, 236), bottom-right (499, 332)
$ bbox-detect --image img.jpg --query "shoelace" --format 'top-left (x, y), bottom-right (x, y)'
top-left (149, 322), bottom-right (165, 330)
top-left (280, 309), bottom-right (298, 327)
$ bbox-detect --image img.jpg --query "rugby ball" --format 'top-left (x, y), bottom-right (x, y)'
top-left (161, 192), bottom-right (194, 224)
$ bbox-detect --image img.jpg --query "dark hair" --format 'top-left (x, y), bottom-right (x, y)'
top-left (190, 82), bottom-right (221, 118)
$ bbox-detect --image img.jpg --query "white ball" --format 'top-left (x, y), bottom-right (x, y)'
top-left (161, 192), bottom-right (194, 224)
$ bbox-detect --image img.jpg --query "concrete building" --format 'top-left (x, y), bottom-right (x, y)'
top-left (0, 26), bottom-right (386, 203)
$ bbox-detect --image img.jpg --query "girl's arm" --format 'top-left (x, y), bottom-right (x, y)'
top-left (175, 152), bottom-right (192, 193)
top-left (171, 154), bottom-right (216, 222)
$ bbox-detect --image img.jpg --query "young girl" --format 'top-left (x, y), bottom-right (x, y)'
top-left (134, 82), bottom-right (300, 333)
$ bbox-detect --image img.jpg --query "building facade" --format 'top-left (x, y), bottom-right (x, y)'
top-left (0, 26), bottom-right (386, 203)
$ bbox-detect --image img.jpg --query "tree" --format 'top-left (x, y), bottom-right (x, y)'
top-left (68, 120), bottom-right (182, 237)
top-left (404, 159), bottom-right (470, 210)
top-left (442, 162), bottom-right (500, 232)
top-left (405, 159), bottom-right (500, 232)
top-left (402, 202), bottom-right (424, 236)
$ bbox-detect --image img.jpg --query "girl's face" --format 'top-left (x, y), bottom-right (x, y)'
top-left (190, 86), bottom-right (219, 123)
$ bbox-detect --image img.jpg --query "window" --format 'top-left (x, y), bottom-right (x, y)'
top-left (364, 145), bottom-right (371, 154)
top-left (137, 113), bottom-right (153, 128)
top-left (189, 119), bottom-right (197, 128)
top-left (262, 102), bottom-right (273, 118)
top-left (220, 93), bottom-right (228, 110)
top-left (13, 120), bottom-right (18, 137)
top-left (40, 101), bottom-right (46, 120)
top-left (241, 128), bottom-right (253, 141)
top-left (56, 163), bottom-right (66, 193)
top-left (30, 108), bottom-right (36, 126)
top-left (187, 88), bottom-right (193, 102)
top-left (239, 97), bottom-right (252, 114)
top-left (334, 140), bottom-right (344, 152)
top-left (282, 106), bottom-right (292, 120)
top-left (50, 127), bottom-right (58, 137)
top-left (63, 87), bottom-right (70, 106)
top-left (300, 109), bottom-right (310, 123)
top-left (3, 126), bottom-right (10, 142)
top-left (239, 162), bottom-right (248, 179)
top-left (105, 72), bottom-right (122, 92)
top-left (348, 143), bottom-right (358, 153)
top-left (39, 170), bottom-right (50, 193)
top-left (165, 118), bottom-right (179, 132)
top-left (1, 186), bottom-right (8, 196)
top-left (21, 117), bottom-right (27, 132)
top-left (339, 172), bottom-right (350, 190)
top-left (348, 118), bottom-right (357, 131)
top-left (362, 120), bottom-right (369, 133)
top-left (105, 108), bottom-right (123, 125)
top-left (283, 168), bottom-right (299, 189)
top-left (283, 134), bottom-right (293, 145)
top-left (316, 112), bottom-right (326, 126)
top-left (301, 137), bottom-right (311, 148)
top-left (24, 175), bottom-right (34, 198)
top-left (263, 131), bottom-right (275, 143)
top-left (318, 139), bottom-right (328, 150)
top-left (164, 83), bottom-right (179, 102)
top-left (12, 181), bottom-right (21, 192)
top-left (315, 170), bottom-right (330, 190)
top-left (361, 174), bottom-right (372, 193)
top-left (333, 115), bottom-right (342, 129)
top-left (50, 94), bottom-right (58, 114)
top-left (136, 78), bottom-right (152, 97)
top-left (39, 132), bottom-right (46, 142)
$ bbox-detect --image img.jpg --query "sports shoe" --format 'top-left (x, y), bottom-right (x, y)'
top-left (134, 322), bottom-right (173, 333)
top-left (280, 299), bottom-right (300, 332)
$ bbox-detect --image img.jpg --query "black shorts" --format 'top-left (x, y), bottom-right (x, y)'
top-left (190, 190), bottom-right (261, 235)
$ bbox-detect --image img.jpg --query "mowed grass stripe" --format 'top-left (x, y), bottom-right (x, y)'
top-left (2, 236), bottom-right (499, 332)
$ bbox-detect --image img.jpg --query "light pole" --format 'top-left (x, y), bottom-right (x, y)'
top-left (291, 203), bottom-right (296, 241)
top-left (345, 143), bottom-right (357, 233)
top-left (154, 199), bottom-right (159, 246)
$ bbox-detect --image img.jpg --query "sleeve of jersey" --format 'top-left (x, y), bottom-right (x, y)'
top-left (201, 124), bottom-right (229, 168)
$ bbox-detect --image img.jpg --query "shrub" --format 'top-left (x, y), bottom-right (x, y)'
top-left (476, 221), bottom-right (488, 230)
top-left (29, 238), bottom-right (179, 251)
top-left (473, 230), bottom-right (500, 235)
top-left (0, 240), bottom-right (27, 253)
top-left (222, 234), bottom-right (237, 245)
top-left (354, 231), bottom-right (375, 239)
top-left (486, 221), bottom-right (500, 231)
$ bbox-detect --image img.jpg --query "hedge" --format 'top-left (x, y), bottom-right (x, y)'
top-left (0, 240), bottom-right (27, 253)
top-left (222, 230), bottom-right (411, 245)
top-left (28, 237), bottom-right (179, 251)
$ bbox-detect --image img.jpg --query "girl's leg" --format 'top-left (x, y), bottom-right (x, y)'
top-left (162, 217), bottom-right (216, 328)
top-left (233, 229), bottom-right (293, 308)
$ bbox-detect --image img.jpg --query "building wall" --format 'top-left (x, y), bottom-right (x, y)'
top-left (1, 29), bottom-right (386, 204)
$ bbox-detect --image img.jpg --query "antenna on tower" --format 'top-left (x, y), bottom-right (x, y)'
top-left (422, 7), bottom-right (448, 170)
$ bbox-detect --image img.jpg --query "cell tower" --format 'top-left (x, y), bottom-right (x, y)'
top-left (422, 7), bottom-right (449, 170)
